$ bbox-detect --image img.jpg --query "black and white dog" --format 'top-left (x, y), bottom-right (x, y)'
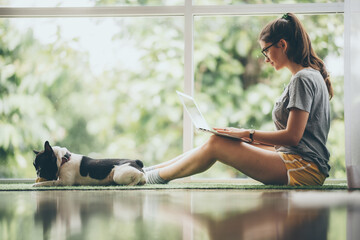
top-left (32, 141), bottom-right (146, 187)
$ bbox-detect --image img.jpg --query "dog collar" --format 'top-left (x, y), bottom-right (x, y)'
top-left (61, 152), bottom-right (71, 166)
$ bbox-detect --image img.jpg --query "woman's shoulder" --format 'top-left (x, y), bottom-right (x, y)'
top-left (293, 68), bottom-right (322, 80)
top-left (290, 68), bottom-right (328, 98)
top-left (291, 68), bottom-right (323, 86)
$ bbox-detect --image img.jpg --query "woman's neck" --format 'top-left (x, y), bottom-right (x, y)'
top-left (287, 62), bottom-right (308, 76)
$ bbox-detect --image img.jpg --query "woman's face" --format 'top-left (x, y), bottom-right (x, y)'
top-left (260, 40), bottom-right (287, 71)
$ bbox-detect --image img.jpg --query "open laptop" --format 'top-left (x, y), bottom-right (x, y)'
top-left (176, 91), bottom-right (249, 142)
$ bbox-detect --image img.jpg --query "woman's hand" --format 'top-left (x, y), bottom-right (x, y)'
top-left (213, 127), bottom-right (250, 141)
top-left (214, 127), bottom-right (275, 148)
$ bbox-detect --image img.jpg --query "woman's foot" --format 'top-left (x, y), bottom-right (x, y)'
top-left (145, 169), bottom-right (168, 184)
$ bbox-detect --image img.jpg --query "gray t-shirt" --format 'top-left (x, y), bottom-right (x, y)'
top-left (272, 68), bottom-right (331, 176)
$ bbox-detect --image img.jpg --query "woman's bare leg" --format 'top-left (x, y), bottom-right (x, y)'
top-left (150, 142), bottom-right (274, 170)
top-left (158, 135), bottom-right (288, 185)
top-left (251, 143), bottom-right (276, 151)
top-left (149, 147), bottom-right (200, 169)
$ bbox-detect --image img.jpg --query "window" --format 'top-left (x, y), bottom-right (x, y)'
top-left (193, 14), bottom-right (344, 178)
top-left (0, 0), bottom-right (347, 179)
top-left (0, 16), bottom-right (184, 177)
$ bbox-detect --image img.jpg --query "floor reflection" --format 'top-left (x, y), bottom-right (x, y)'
top-left (0, 189), bottom-right (359, 240)
top-left (199, 192), bottom-right (329, 240)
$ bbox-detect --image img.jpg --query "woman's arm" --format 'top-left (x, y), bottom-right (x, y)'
top-left (255, 108), bottom-right (309, 146)
top-left (215, 108), bottom-right (309, 147)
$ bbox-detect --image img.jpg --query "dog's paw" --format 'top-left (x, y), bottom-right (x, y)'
top-left (32, 180), bottom-right (59, 187)
top-left (137, 174), bottom-right (146, 185)
top-left (113, 164), bottom-right (146, 186)
top-left (32, 182), bottom-right (44, 187)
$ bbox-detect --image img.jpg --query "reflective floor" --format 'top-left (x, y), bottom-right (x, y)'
top-left (0, 189), bottom-right (360, 240)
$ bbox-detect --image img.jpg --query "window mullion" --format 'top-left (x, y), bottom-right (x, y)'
top-left (0, 6), bottom-right (185, 18)
top-left (183, 0), bottom-right (194, 153)
top-left (193, 3), bottom-right (344, 16)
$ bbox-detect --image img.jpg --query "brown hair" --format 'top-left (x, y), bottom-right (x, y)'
top-left (259, 13), bottom-right (333, 99)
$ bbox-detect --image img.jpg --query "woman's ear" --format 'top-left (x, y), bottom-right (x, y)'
top-left (279, 39), bottom-right (288, 52)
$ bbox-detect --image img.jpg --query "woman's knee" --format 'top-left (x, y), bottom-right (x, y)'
top-left (202, 135), bottom-right (227, 157)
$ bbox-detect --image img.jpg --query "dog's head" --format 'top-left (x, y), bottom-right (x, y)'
top-left (33, 141), bottom-right (69, 182)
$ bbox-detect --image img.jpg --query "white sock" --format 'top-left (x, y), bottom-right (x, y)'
top-left (146, 169), bottom-right (168, 184)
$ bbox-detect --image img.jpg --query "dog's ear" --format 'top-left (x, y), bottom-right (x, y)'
top-left (135, 160), bottom-right (144, 168)
top-left (33, 150), bottom-right (40, 155)
top-left (44, 141), bottom-right (53, 153)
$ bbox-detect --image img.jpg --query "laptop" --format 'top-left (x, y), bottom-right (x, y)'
top-left (176, 91), bottom-right (249, 142)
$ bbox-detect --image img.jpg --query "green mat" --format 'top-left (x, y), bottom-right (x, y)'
top-left (0, 182), bottom-right (350, 191)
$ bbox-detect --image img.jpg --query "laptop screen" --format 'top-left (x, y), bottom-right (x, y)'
top-left (176, 91), bottom-right (211, 130)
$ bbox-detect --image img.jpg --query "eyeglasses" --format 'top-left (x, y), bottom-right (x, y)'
top-left (261, 41), bottom-right (278, 60)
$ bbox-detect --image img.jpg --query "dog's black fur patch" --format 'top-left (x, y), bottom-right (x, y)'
top-left (79, 156), bottom-right (144, 180)
top-left (33, 141), bottom-right (58, 181)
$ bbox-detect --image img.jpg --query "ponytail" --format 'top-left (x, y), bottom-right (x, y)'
top-left (259, 13), bottom-right (333, 99)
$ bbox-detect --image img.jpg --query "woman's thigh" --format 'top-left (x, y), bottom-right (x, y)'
top-left (207, 136), bottom-right (288, 185)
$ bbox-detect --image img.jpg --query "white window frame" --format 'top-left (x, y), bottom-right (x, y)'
top-left (344, 0), bottom-right (360, 188)
top-left (3, 1), bottom-right (356, 184)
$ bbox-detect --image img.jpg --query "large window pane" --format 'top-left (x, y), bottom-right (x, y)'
top-left (0, 17), bottom-right (184, 177)
top-left (193, 14), bottom-right (344, 179)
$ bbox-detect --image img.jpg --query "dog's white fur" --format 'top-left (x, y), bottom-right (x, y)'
top-left (33, 146), bottom-right (146, 187)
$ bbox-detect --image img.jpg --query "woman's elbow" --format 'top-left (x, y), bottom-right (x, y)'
top-left (287, 135), bottom-right (301, 146)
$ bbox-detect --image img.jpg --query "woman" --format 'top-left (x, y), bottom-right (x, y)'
top-left (145, 13), bottom-right (333, 186)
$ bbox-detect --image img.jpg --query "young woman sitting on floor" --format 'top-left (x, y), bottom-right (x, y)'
top-left (145, 13), bottom-right (333, 186)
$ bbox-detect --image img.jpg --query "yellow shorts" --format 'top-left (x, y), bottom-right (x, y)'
top-left (278, 153), bottom-right (326, 186)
